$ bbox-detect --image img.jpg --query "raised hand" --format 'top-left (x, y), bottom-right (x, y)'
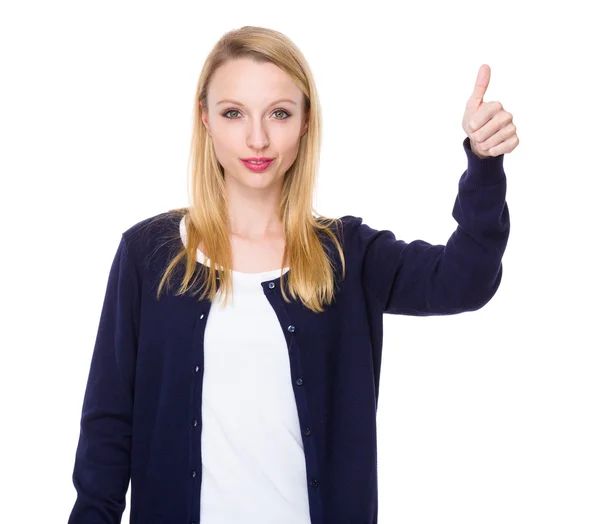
top-left (462, 64), bottom-right (519, 158)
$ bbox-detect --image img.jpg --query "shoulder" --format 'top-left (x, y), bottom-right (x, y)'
top-left (312, 214), bottom-right (379, 251)
top-left (337, 214), bottom-right (363, 231)
top-left (315, 214), bottom-right (361, 237)
top-left (123, 208), bottom-right (186, 239)
top-left (333, 214), bottom-right (400, 260)
top-left (333, 214), bottom-right (379, 244)
top-left (314, 214), bottom-right (381, 267)
top-left (123, 207), bottom-right (187, 242)
top-left (121, 207), bottom-right (188, 270)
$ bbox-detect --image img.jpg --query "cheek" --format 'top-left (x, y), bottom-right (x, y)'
top-left (210, 140), bottom-right (226, 164)
top-left (276, 140), bottom-right (302, 171)
top-left (211, 132), bottom-right (240, 164)
top-left (281, 133), bottom-right (302, 156)
top-left (276, 125), bottom-right (302, 150)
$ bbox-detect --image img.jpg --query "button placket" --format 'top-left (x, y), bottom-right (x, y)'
top-left (285, 322), bottom-right (318, 490)
top-left (190, 301), bottom-right (212, 524)
top-left (261, 289), bottom-right (320, 493)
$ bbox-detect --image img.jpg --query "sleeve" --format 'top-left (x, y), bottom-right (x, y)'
top-left (358, 136), bottom-right (510, 316)
top-left (67, 234), bottom-right (140, 524)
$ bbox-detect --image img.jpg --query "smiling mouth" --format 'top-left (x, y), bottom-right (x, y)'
top-left (240, 158), bottom-right (274, 171)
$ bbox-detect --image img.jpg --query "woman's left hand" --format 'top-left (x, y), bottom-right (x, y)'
top-left (462, 64), bottom-right (519, 158)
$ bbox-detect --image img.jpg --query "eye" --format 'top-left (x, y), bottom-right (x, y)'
top-left (272, 109), bottom-right (291, 120)
top-left (221, 108), bottom-right (291, 120)
top-left (222, 109), bottom-right (241, 119)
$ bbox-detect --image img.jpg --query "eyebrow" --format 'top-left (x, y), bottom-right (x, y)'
top-left (216, 98), bottom-right (298, 106)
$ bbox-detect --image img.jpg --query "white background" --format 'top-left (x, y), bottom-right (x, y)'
top-left (1, 0), bottom-right (599, 522)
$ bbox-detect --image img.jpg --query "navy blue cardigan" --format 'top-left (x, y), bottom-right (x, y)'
top-left (68, 136), bottom-right (509, 524)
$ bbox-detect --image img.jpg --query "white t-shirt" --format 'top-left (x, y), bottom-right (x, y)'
top-left (179, 215), bottom-right (311, 523)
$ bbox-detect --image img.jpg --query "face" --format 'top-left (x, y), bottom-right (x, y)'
top-left (201, 58), bottom-right (309, 191)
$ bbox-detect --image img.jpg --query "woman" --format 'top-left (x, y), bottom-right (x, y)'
top-left (67, 26), bottom-right (517, 524)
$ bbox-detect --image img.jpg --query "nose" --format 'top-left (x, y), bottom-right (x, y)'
top-left (247, 121), bottom-right (269, 149)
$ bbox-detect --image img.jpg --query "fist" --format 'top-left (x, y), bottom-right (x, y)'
top-left (462, 64), bottom-right (519, 158)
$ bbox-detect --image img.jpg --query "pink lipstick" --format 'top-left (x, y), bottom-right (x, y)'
top-left (240, 157), bottom-right (274, 172)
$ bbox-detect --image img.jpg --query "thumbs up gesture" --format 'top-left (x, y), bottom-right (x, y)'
top-left (462, 64), bottom-right (519, 158)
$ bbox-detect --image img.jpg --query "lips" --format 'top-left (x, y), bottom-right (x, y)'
top-left (241, 157), bottom-right (274, 163)
top-left (240, 158), bottom-right (274, 172)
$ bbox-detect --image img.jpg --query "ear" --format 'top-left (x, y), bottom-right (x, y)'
top-left (301, 111), bottom-right (310, 136)
top-left (200, 102), bottom-right (212, 136)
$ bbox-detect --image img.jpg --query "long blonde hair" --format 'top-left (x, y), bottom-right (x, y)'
top-left (155, 26), bottom-right (346, 313)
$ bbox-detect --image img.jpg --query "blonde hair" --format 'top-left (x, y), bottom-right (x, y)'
top-left (155, 26), bottom-right (346, 313)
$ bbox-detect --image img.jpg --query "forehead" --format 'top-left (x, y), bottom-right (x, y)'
top-left (208, 58), bottom-right (301, 105)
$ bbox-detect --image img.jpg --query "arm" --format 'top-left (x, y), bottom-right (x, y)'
top-left (67, 234), bottom-right (140, 523)
top-left (358, 136), bottom-right (510, 316)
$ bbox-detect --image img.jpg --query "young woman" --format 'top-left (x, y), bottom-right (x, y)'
top-left (67, 26), bottom-right (517, 524)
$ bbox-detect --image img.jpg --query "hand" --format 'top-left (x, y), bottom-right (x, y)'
top-left (462, 64), bottom-right (519, 158)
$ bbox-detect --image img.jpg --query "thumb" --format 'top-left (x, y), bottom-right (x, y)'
top-left (466, 64), bottom-right (491, 112)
